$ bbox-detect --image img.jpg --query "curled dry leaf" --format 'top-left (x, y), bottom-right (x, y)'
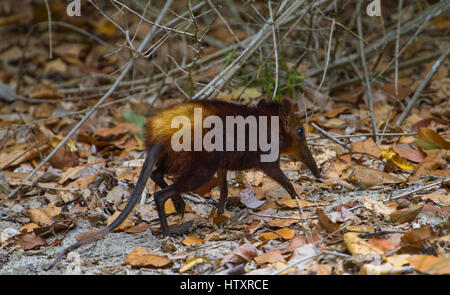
top-left (123, 247), bottom-right (172, 269)
top-left (344, 232), bottom-right (384, 256)
top-left (221, 243), bottom-right (258, 264)
top-left (415, 127), bottom-right (450, 150)
top-left (316, 208), bottom-right (340, 234)
top-left (349, 166), bottom-right (404, 187)
top-left (408, 255), bottom-right (450, 275)
top-left (182, 236), bottom-right (204, 246)
top-left (179, 257), bottom-right (211, 274)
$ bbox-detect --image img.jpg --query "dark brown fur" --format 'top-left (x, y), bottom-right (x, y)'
top-left (146, 99), bottom-right (320, 235)
top-left (48, 99), bottom-right (319, 269)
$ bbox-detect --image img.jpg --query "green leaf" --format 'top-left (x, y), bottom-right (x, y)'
top-left (123, 109), bottom-right (146, 140)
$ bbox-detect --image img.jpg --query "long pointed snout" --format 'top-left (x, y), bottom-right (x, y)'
top-left (299, 143), bottom-right (320, 178)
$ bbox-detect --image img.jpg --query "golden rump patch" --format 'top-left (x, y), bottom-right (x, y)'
top-left (147, 101), bottom-right (216, 143)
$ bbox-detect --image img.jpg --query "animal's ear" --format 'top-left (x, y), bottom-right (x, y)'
top-left (280, 99), bottom-right (292, 117)
top-left (257, 99), bottom-right (269, 108)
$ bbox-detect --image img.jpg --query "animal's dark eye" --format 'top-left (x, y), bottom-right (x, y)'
top-left (297, 127), bottom-right (304, 136)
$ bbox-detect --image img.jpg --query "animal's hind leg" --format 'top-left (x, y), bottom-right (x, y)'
top-left (154, 165), bottom-right (217, 236)
top-left (150, 167), bottom-right (185, 217)
top-left (216, 168), bottom-right (228, 215)
top-left (153, 186), bottom-right (182, 236)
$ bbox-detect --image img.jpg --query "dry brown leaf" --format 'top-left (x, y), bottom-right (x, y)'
top-left (19, 223), bottom-right (39, 233)
top-left (408, 255), bottom-right (450, 275)
top-left (259, 228), bottom-right (295, 241)
top-left (350, 166), bottom-right (404, 186)
top-left (126, 222), bottom-right (148, 234)
top-left (412, 150), bottom-right (446, 178)
top-left (362, 197), bottom-right (395, 218)
top-left (106, 211), bottom-right (136, 232)
top-left (305, 263), bottom-right (333, 275)
top-left (164, 199), bottom-right (193, 215)
top-left (324, 107), bottom-right (349, 118)
top-left (15, 233), bottom-right (47, 250)
top-left (29, 83), bottom-right (63, 99)
top-left (94, 123), bottom-right (142, 140)
top-left (385, 254), bottom-right (411, 268)
top-left (254, 249), bottom-right (286, 265)
top-left (123, 247), bottom-right (172, 269)
top-left (179, 257), bottom-right (210, 274)
top-left (182, 236), bottom-right (204, 246)
top-left (344, 232), bottom-right (384, 256)
top-left (351, 138), bottom-right (382, 158)
top-left (390, 205), bottom-right (423, 223)
top-left (368, 238), bottom-right (400, 253)
top-left (415, 127), bottom-right (450, 150)
top-left (317, 208), bottom-right (340, 233)
top-left (401, 226), bottom-right (435, 251)
top-left (44, 58), bottom-right (67, 75)
top-left (268, 217), bottom-right (298, 228)
top-left (392, 143), bottom-right (425, 163)
top-left (28, 208), bottom-right (51, 226)
top-left (421, 193), bottom-right (450, 206)
top-left (221, 243), bottom-right (258, 264)
top-left (43, 204), bottom-right (61, 218)
top-left (0, 143), bottom-right (49, 169)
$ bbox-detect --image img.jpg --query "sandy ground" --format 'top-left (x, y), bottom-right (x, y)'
top-left (0, 186), bottom-right (383, 275)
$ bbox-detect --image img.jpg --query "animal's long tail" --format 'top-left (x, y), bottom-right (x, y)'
top-left (46, 144), bottom-right (164, 270)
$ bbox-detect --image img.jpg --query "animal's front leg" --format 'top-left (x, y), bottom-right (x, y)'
top-left (262, 166), bottom-right (297, 198)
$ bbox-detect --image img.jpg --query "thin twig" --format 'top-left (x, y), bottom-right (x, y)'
top-left (317, 18), bottom-right (335, 91)
top-left (395, 0), bottom-right (403, 96)
top-left (268, 0), bottom-right (279, 101)
top-left (356, 0), bottom-right (378, 144)
top-left (43, 0), bottom-right (53, 59)
top-left (311, 123), bottom-right (351, 151)
top-left (396, 48), bottom-right (450, 127)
